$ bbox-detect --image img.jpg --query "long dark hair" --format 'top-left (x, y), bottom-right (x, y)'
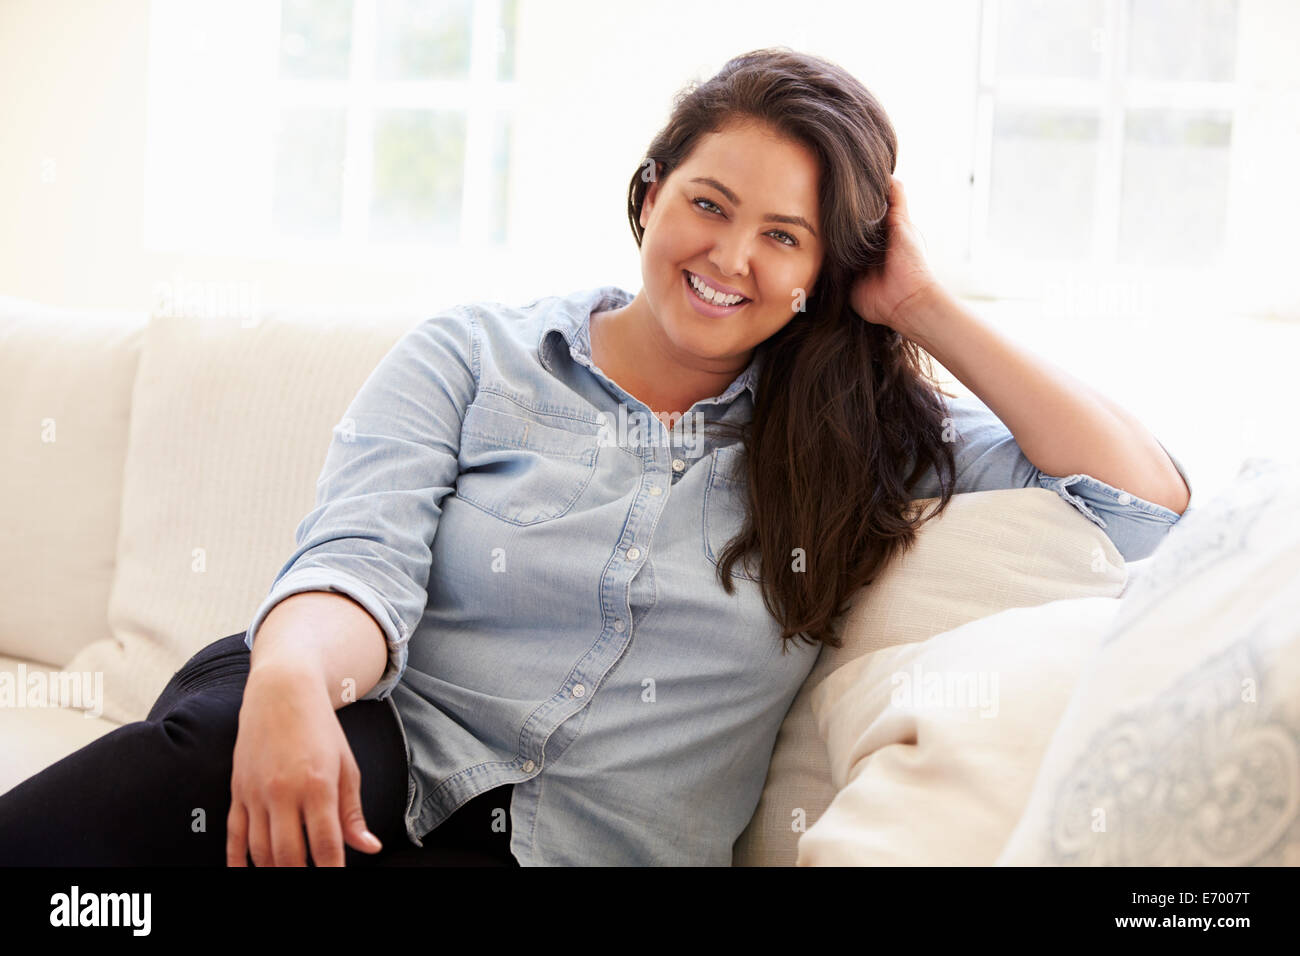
top-left (626, 47), bottom-right (958, 652)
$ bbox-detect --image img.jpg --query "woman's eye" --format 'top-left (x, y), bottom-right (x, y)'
top-left (692, 196), bottom-right (798, 247)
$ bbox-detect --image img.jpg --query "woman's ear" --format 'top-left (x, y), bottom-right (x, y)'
top-left (640, 173), bottom-right (662, 230)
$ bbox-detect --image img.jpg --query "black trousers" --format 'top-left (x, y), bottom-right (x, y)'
top-left (0, 632), bottom-right (517, 867)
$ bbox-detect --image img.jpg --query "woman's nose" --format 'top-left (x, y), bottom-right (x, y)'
top-left (709, 231), bottom-right (752, 280)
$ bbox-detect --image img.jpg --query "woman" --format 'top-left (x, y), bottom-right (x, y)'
top-left (0, 48), bottom-right (1190, 867)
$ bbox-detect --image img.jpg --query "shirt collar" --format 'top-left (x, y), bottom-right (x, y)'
top-left (538, 285), bottom-right (764, 407)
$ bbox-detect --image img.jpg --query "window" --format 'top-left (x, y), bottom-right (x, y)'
top-left (143, 0), bottom-right (518, 261)
top-left (273, 0), bottom-right (517, 247)
top-left (971, 0), bottom-right (1240, 296)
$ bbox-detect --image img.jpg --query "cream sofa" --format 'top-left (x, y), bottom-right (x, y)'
top-left (3, 292), bottom-right (1292, 866)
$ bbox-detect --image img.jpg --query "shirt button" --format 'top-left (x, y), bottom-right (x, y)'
top-left (671, 458), bottom-right (685, 472)
top-left (572, 683), bottom-right (586, 698)
top-left (649, 485), bottom-right (662, 496)
top-left (626, 546), bottom-right (641, 560)
top-left (613, 618), bottom-right (625, 632)
top-left (521, 759), bottom-right (535, 773)
top-left (1117, 492), bottom-right (1133, 505)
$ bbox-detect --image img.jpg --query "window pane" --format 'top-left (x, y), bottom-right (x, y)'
top-left (497, 0), bottom-right (518, 81)
top-left (371, 109), bottom-right (466, 242)
top-left (1127, 0), bottom-right (1238, 82)
top-left (273, 107), bottom-right (347, 238)
top-left (988, 107), bottom-right (1098, 259)
top-left (279, 0), bottom-right (353, 80)
top-left (996, 0), bottom-right (1105, 80)
top-left (1119, 109), bottom-right (1232, 266)
top-left (375, 0), bottom-right (473, 81)
top-left (490, 112), bottom-right (512, 242)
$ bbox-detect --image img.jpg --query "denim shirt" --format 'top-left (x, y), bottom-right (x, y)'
top-left (244, 284), bottom-right (1192, 865)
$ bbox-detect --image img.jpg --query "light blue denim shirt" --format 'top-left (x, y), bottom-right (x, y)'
top-left (244, 284), bottom-right (1192, 865)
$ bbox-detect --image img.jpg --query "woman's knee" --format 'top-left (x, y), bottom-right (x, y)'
top-left (148, 632), bottom-right (251, 722)
top-left (150, 686), bottom-right (244, 780)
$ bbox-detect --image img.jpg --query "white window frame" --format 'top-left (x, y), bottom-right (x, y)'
top-left (968, 0), bottom-right (1242, 304)
top-left (143, 0), bottom-right (517, 267)
top-left (273, 0), bottom-right (517, 256)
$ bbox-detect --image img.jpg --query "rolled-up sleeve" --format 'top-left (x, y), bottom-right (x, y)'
top-left (244, 309), bottom-right (478, 700)
top-left (908, 392), bottom-right (1192, 562)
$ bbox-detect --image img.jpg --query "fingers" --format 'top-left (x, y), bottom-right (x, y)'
top-left (226, 800), bottom-right (249, 867)
top-left (304, 790), bottom-right (347, 867)
top-left (234, 789), bottom-right (346, 867)
top-left (247, 805), bottom-right (273, 868)
top-left (269, 790), bottom-right (311, 867)
top-left (337, 756), bottom-right (383, 856)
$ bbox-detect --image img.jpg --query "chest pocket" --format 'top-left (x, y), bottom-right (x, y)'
top-left (454, 399), bottom-right (600, 526)
top-left (703, 443), bottom-right (762, 582)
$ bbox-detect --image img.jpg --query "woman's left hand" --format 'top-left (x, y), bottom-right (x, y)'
top-left (848, 176), bottom-right (941, 337)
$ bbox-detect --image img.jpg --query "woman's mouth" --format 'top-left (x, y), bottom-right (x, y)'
top-left (682, 270), bottom-right (751, 316)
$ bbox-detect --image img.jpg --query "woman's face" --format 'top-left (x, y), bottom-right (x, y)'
top-left (638, 119), bottom-right (824, 367)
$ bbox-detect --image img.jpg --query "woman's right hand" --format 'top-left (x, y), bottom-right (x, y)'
top-left (226, 662), bottom-right (383, 866)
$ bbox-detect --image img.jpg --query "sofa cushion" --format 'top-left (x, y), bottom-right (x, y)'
top-left (0, 296), bottom-right (147, 667)
top-left (797, 595), bottom-right (1118, 865)
top-left (65, 307), bottom-right (422, 725)
top-left (732, 486), bottom-right (1128, 866)
top-left (995, 458), bottom-right (1300, 866)
top-left (0, 653), bottom-right (122, 796)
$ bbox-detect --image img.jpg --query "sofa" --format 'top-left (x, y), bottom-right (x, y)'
top-left (3, 292), bottom-right (1296, 866)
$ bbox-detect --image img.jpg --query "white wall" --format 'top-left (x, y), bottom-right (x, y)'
top-left (0, 1), bottom-right (153, 309)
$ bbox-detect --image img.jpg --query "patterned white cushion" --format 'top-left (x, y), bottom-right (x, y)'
top-left (996, 458), bottom-right (1300, 866)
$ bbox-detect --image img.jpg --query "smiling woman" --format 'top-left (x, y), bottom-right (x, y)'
top-left (607, 48), bottom-right (962, 651)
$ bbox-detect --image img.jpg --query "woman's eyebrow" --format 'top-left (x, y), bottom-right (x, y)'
top-left (688, 176), bottom-right (818, 237)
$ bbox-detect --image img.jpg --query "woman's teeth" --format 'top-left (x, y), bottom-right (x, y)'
top-left (687, 271), bottom-right (747, 307)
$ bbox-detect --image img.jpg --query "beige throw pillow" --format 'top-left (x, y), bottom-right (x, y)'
top-left (0, 297), bottom-right (147, 667)
top-left (65, 309), bottom-right (419, 725)
top-left (733, 486), bottom-right (1128, 866)
top-left (798, 595), bottom-right (1119, 865)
